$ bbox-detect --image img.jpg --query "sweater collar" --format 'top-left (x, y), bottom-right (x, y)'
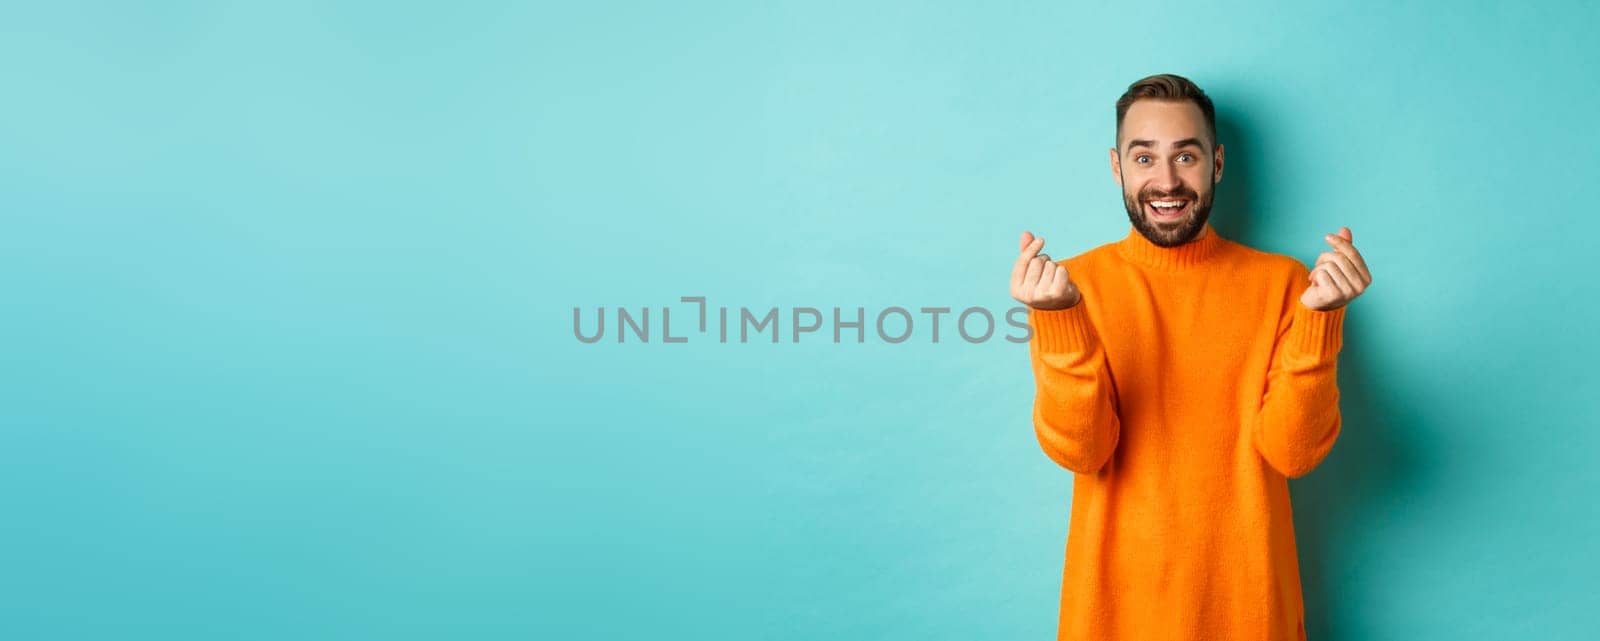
top-left (1115, 222), bottom-right (1226, 270)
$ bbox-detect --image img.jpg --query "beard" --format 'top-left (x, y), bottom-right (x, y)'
top-left (1122, 179), bottom-right (1214, 248)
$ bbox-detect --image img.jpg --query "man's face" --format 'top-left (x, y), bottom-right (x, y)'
top-left (1110, 99), bottom-right (1224, 247)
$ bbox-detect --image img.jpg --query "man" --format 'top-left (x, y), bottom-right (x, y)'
top-left (1009, 74), bottom-right (1373, 640)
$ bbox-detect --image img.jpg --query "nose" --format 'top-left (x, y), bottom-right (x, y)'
top-left (1154, 162), bottom-right (1181, 193)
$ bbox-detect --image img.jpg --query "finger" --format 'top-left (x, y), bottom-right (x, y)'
top-left (1031, 256), bottom-right (1055, 295)
top-left (1042, 261), bottom-right (1069, 299)
top-left (1022, 255), bottom-right (1047, 291)
top-left (1049, 265), bottom-right (1075, 303)
top-left (1325, 254), bottom-right (1366, 295)
top-left (1020, 230), bottom-right (1035, 252)
top-left (1309, 265), bottom-right (1336, 296)
top-left (1047, 264), bottom-right (1067, 293)
top-left (1049, 260), bottom-right (1066, 286)
top-left (1034, 262), bottom-right (1058, 297)
top-left (1310, 266), bottom-right (1330, 289)
top-left (1012, 236), bottom-right (1046, 287)
top-left (1324, 234), bottom-right (1371, 284)
top-left (1316, 262), bottom-right (1357, 300)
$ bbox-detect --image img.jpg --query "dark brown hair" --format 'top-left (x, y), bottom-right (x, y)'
top-left (1115, 73), bottom-right (1217, 149)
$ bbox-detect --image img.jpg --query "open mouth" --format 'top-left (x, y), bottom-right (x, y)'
top-left (1145, 199), bottom-right (1191, 222)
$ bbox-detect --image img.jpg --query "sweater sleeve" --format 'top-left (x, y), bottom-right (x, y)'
top-left (1250, 296), bottom-right (1346, 479)
top-left (1027, 303), bottom-right (1122, 474)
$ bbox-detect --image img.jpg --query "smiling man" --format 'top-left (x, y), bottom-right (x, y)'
top-left (1009, 74), bottom-right (1374, 640)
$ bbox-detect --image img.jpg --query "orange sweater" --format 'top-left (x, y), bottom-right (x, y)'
top-left (1027, 222), bottom-right (1344, 641)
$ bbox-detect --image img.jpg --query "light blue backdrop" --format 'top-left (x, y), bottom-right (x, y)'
top-left (3, 2), bottom-right (1596, 639)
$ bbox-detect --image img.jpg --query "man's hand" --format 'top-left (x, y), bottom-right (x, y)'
top-left (1011, 231), bottom-right (1081, 310)
top-left (1300, 227), bottom-right (1373, 311)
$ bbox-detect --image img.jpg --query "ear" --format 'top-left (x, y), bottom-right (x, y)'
top-left (1212, 143), bottom-right (1225, 184)
top-left (1109, 147), bottom-right (1122, 185)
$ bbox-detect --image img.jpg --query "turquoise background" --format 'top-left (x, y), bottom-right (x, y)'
top-left (3, 1), bottom-right (1596, 639)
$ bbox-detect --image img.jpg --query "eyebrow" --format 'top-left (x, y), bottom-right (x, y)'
top-left (1125, 137), bottom-right (1207, 152)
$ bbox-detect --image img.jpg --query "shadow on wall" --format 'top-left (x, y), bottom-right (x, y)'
top-left (1209, 111), bottom-right (1260, 246)
top-left (1212, 111), bottom-right (1429, 640)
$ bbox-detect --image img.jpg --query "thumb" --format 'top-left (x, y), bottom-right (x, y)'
top-left (1020, 230), bottom-right (1035, 251)
top-left (1338, 226), bottom-right (1352, 242)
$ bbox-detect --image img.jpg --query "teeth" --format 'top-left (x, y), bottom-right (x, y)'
top-left (1151, 201), bottom-right (1185, 209)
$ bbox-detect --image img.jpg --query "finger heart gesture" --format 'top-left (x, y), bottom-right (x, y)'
top-left (1010, 231), bottom-right (1082, 311)
top-left (1300, 226), bottom-right (1373, 311)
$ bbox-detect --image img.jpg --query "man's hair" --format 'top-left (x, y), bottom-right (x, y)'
top-left (1115, 73), bottom-right (1217, 150)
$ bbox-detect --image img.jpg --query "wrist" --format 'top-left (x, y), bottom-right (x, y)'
top-left (1030, 293), bottom-right (1082, 311)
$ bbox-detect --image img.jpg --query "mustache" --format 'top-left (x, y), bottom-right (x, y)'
top-left (1137, 186), bottom-right (1201, 201)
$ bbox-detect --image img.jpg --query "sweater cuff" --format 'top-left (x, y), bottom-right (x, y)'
top-left (1028, 303), bottom-right (1097, 353)
top-left (1288, 304), bottom-right (1346, 359)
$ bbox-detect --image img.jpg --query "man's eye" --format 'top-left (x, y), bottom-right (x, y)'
top-left (1178, 154), bottom-right (1195, 162)
top-left (1136, 156), bottom-right (1151, 164)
